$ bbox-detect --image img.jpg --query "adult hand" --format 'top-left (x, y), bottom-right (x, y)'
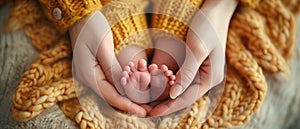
top-left (149, 31), bottom-right (223, 116)
top-left (69, 11), bottom-right (147, 117)
top-left (149, 0), bottom-right (238, 116)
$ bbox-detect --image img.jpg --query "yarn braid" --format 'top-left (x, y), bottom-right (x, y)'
top-left (12, 39), bottom-right (76, 121)
top-left (4, 0), bottom-right (42, 32)
top-left (38, 0), bottom-right (103, 33)
top-left (60, 94), bottom-right (156, 129)
top-left (151, 0), bottom-right (203, 41)
top-left (24, 20), bottom-right (61, 52)
top-left (281, 0), bottom-right (300, 15)
top-left (5, 0), bottom-right (299, 128)
top-left (256, 0), bottom-right (296, 61)
top-left (230, 7), bottom-right (290, 76)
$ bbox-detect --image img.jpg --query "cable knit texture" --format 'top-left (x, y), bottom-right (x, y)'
top-left (101, 0), bottom-right (152, 54)
top-left (152, 0), bottom-right (203, 41)
top-left (3, 0), bottom-right (300, 128)
top-left (151, 0), bottom-right (260, 41)
top-left (38, 0), bottom-right (102, 33)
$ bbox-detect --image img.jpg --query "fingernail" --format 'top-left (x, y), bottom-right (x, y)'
top-left (170, 85), bottom-right (183, 99)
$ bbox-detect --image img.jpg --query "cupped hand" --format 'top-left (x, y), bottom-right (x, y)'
top-left (149, 0), bottom-right (238, 116)
top-left (149, 30), bottom-right (223, 116)
top-left (69, 11), bottom-right (147, 117)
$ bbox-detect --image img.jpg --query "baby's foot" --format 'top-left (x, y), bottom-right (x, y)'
top-left (120, 59), bottom-right (151, 104)
top-left (149, 64), bottom-right (176, 101)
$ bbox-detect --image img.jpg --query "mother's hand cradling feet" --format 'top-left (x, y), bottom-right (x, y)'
top-left (149, 0), bottom-right (238, 116)
top-left (69, 11), bottom-right (147, 117)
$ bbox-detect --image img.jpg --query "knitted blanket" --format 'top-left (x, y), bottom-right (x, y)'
top-left (3, 0), bottom-right (300, 128)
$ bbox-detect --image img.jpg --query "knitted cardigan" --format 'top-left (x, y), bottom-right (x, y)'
top-left (37, 0), bottom-right (259, 53)
top-left (4, 0), bottom-right (300, 128)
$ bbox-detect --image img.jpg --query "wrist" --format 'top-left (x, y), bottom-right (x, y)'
top-left (195, 0), bottom-right (238, 48)
top-left (69, 14), bottom-right (92, 48)
top-left (201, 0), bottom-right (238, 21)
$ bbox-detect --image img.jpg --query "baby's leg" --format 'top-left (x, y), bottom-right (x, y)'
top-left (117, 45), bottom-right (148, 69)
top-left (150, 38), bottom-right (185, 100)
top-left (151, 38), bottom-right (186, 72)
top-left (120, 59), bottom-right (151, 104)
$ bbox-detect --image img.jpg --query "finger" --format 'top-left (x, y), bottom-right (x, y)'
top-left (140, 104), bottom-right (152, 113)
top-left (209, 49), bottom-right (226, 87)
top-left (94, 65), bottom-right (147, 117)
top-left (122, 82), bottom-right (151, 104)
top-left (170, 8), bottom-right (225, 99)
top-left (189, 10), bottom-right (226, 88)
top-left (74, 11), bottom-right (125, 95)
top-left (72, 40), bottom-right (100, 93)
top-left (150, 73), bottom-right (211, 117)
top-left (150, 83), bottom-right (202, 117)
top-left (96, 30), bottom-right (125, 95)
top-left (196, 58), bottom-right (211, 83)
top-left (72, 44), bottom-right (146, 116)
top-left (170, 30), bottom-right (209, 99)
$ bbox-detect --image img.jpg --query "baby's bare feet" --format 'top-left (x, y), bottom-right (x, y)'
top-left (120, 59), bottom-right (151, 104)
top-left (149, 64), bottom-right (176, 101)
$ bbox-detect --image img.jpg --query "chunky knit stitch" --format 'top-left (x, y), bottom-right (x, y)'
top-left (151, 0), bottom-right (203, 41)
top-left (38, 0), bottom-right (103, 33)
top-left (100, 0), bottom-right (152, 54)
top-left (3, 0), bottom-right (300, 128)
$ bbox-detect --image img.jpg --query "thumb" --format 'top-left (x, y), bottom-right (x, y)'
top-left (97, 37), bottom-right (124, 95)
top-left (75, 11), bottom-right (124, 95)
top-left (95, 22), bottom-right (124, 95)
top-left (170, 30), bottom-right (209, 99)
top-left (170, 9), bottom-right (224, 99)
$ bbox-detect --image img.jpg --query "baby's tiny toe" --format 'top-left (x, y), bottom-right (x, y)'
top-left (148, 64), bottom-right (158, 73)
top-left (124, 66), bottom-right (131, 73)
top-left (137, 59), bottom-right (148, 72)
top-left (128, 62), bottom-right (137, 72)
top-left (161, 65), bottom-right (168, 72)
top-left (164, 70), bottom-right (173, 77)
top-left (120, 77), bottom-right (127, 86)
top-left (170, 75), bottom-right (176, 80)
top-left (122, 71), bottom-right (129, 78)
top-left (169, 80), bottom-right (175, 85)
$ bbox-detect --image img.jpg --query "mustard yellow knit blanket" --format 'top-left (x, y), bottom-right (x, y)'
top-left (4, 0), bottom-right (300, 128)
